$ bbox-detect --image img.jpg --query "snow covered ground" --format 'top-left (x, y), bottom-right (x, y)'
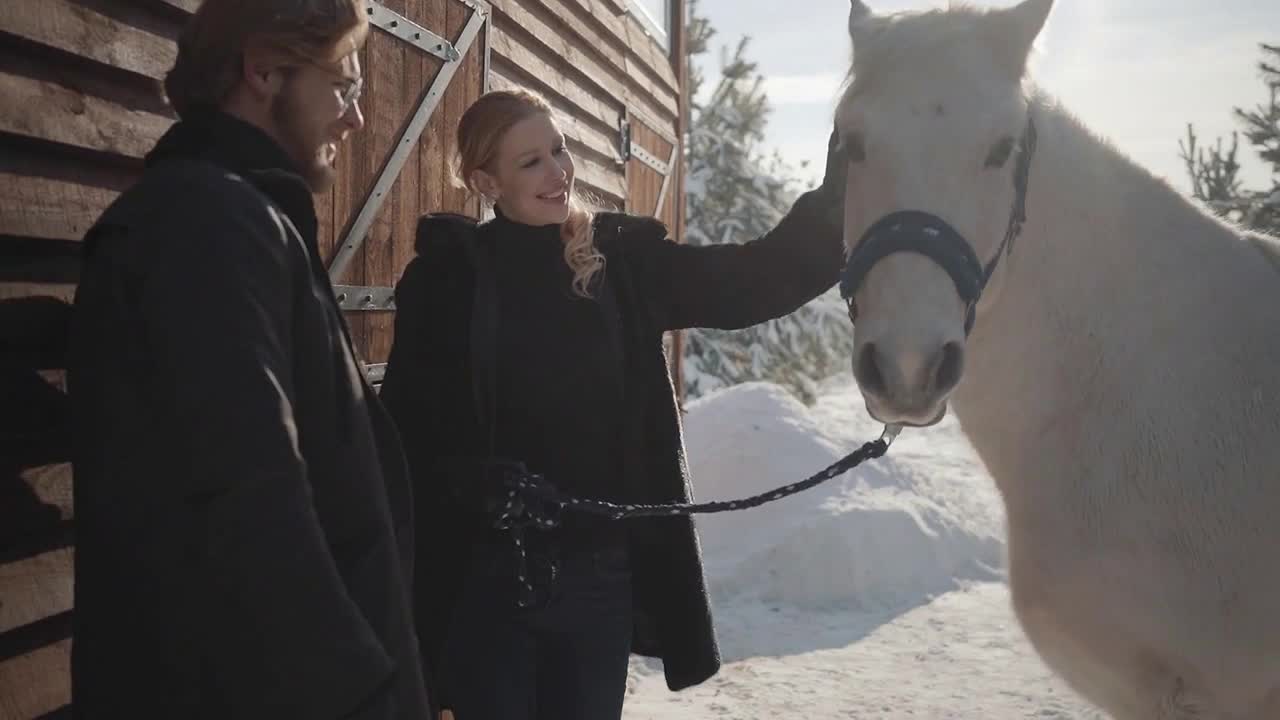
top-left (624, 377), bottom-right (1106, 719)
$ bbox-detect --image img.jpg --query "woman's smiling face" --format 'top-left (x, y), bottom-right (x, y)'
top-left (476, 112), bottom-right (575, 226)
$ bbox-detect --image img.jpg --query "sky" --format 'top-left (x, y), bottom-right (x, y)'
top-left (691, 0), bottom-right (1279, 195)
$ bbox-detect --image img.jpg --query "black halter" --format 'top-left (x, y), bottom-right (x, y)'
top-left (839, 113), bottom-right (1038, 335)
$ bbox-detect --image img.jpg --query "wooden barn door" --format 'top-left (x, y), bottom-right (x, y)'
top-left (622, 108), bottom-right (684, 392)
top-left (323, 0), bottom-right (489, 384)
top-left (0, 1), bottom-right (487, 716)
top-left (622, 110), bottom-right (679, 226)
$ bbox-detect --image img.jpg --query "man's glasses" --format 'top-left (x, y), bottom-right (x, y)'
top-left (284, 57), bottom-right (364, 116)
top-left (335, 74), bottom-right (363, 116)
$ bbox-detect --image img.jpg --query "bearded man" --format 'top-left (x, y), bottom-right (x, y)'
top-left (66, 1), bottom-right (431, 717)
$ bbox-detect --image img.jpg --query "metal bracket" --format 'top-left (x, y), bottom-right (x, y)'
top-left (629, 142), bottom-right (670, 176)
top-left (367, 0), bottom-right (460, 61)
top-left (329, 7), bottom-right (488, 282)
top-left (653, 143), bottom-right (678, 216)
top-left (363, 363), bottom-right (388, 383)
top-left (334, 285), bottom-right (396, 310)
top-left (617, 119), bottom-right (632, 165)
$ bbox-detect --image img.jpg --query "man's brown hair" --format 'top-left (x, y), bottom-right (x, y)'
top-left (164, 0), bottom-right (369, 119)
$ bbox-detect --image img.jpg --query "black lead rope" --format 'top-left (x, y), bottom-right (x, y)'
top-left (491, 425), bottom-right (902, 608)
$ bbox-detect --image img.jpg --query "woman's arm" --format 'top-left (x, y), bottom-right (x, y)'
top-left (625, 129), bottom-right (848, 331)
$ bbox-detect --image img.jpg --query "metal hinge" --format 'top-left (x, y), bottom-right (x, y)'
top-left (333, 285), bottom-right (396, 311)
top-left (618, 119), bottom-right (632, 165)
top-left (363, 363), bottom-right (388, 384)
top-left (366, 0), bottom-right (460, 61)
top-left (629, 142), bottom-right (670, 176)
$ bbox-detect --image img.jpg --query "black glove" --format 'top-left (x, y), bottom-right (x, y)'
top-left (439, 457), bottom-right (563, 530)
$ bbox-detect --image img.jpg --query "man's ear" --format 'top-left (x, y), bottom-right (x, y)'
top-left (240, 45), bottom-right (287, 101)
top-left (471, 168), bottom-right (501, 201)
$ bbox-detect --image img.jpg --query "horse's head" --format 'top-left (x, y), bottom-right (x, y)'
top-left (836, 0), bottom-right (1052, 427)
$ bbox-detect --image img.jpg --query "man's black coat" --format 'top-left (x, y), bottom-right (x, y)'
top-left (67, 110), bottom-right (429, 719)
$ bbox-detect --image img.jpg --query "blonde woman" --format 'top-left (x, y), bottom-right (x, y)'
top-left (379, 88), bottom-right (847, 720)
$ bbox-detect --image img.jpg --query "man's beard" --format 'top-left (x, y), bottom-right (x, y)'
top-left (271, 87), bottom-right (336, 193)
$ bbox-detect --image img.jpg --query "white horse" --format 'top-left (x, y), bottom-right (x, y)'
top-left (834, 0), bottom-right (1280, 717)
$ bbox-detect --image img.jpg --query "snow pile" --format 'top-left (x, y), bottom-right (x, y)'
top-left (682, 378), bottom-right (1005, 611)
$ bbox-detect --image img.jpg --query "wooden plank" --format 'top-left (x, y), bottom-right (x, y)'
top-left (575, 150), bottom-right (626, 203)
top-left (561, 0), bottom-right (626, 48)
top-left (21, 464), bottom-right (73, 520)
top-left (488, 26), bottom-right (622, 136)
top-left (460, 4), bottom-right (485, 223)
top-left (666, 0), bottom-right (687, 391)
top-left (487, 0), bottom-right (677, 121)
top-left (623, 11), bottom-right (677, 87)
top-left (671, 0), bottom-right (687, 244)
top-left (152, 0), bottom-right (199, 13)
top-left (391, 0), bottom-right (427, 301)
top-left (0, 173), bottom-right (118, 242)
top-left (0, 550), bottom-right (73, 635)
top-left (0, 71), bottom-right (173, 159)
top-left (0, 283), bottom-right (77, 304)
top-left (0, 0), bottom-right (178, 81)
top-left (0, 639), bottom-right (71, 719)
top-left (502, 0), bottom-right (627, 83)
top-left (559, 0), bottom-right (678, 92)
top-left (440, 0), bottom-right (473, 216)
top-left (417, 0), bottom-right (448, 221)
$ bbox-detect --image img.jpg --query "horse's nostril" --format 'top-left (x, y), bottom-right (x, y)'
top-left (854, 343), bottom-right (887, 396)
top-left (934, 341), bottom-right (964, 394)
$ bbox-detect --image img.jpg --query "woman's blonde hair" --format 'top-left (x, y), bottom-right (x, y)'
top-left (455, 89), bottom-right (604, 298)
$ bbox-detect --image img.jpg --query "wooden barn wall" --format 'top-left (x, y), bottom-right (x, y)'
top-left (0, 0), bottom-right (489, 716)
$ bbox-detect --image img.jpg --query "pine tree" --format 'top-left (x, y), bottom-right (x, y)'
top-left (1180, 42), bottom-right (1280, 235)
top-left (680, 0), bottom-right (853, 404)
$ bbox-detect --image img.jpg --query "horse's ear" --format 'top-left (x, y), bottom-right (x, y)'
top-left (848, 0), bottom-right (874, 38)
top-left (990, 0), bottom-right (1053, 78)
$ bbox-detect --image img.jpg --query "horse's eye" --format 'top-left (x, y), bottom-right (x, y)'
top-left (985, 136), bottom-right (1016, 168)
top-left (844, 132), bottom-right (867, 163)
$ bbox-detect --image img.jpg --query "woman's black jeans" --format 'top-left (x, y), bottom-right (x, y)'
top-left (440, 536), bottom-right (634, 720)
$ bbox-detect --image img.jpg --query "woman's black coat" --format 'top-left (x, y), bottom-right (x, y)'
top-left (378, 186), bottom-right (846, 701)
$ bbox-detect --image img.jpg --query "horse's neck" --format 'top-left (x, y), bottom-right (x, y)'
top-left (949, 93), bottom-right (1280, 495)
